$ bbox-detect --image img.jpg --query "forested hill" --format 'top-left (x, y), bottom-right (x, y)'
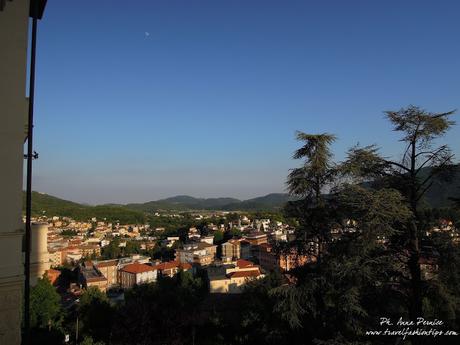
top-left (23, 192), bottom-right (145, 224)
top-left (24, 168), bottom-right (460, 221)
top-left (23, 192), bottom-right (296, 219)
top-left (125, 193), bottom-right (296, 212)
top-left (421, 164), bottom-right (460, 208)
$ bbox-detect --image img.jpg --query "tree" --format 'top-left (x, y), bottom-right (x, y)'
top-left (80, 336), bottom-right (105, 345)
top-left (30, 277), bottom-right (63, 330)
top-left (342, 105), bottom-right (456, 323)
top-left (285, 131), bottom-right (337, 263)
top-left (272, 183), bottom-right (411, 345)
top-left (78, 287), bottom-right (114, 343)
top-left (213, 230), bottom-right (224, 244)
top-left (111, 272), bottom-right (206, 345)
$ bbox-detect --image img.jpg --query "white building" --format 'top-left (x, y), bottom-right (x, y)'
top-left (118, 263), bottom-right (157, 289)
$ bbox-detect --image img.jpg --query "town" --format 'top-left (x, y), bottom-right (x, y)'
top-left (29, 209), bottom-right (459, 301)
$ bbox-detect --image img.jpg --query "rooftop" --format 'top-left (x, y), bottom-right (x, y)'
top-left (120, 263), bottom-right (156, 274)
top-left (228, 270), bottom-right (261, 278)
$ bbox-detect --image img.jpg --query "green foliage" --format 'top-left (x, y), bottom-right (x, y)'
top-left (111, 272), bottom-right (205, 345)
top-left (385, 105), bottom-right (455, 144)
top-left (100, 238), bottom-right (142, 259)
top-left (80, 336), bottom-right (106, 345)
top-left (78, 287), bottom-right (114, 344)
top-left (213, 230), bottom-right (224, 244)
top-left (30, 277), bottom-right (63, 330)
top-left (287, 132), bottom-right (337, 198)
top-left (25, 191), bottom-right (145, 224)
top-left (100, 237), bottom-right (122, 259)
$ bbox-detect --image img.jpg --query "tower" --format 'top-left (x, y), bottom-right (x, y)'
top-left (30, 222), bottom-right (50, 286)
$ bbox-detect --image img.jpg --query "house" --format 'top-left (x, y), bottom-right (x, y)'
top-left (45, 269), bottom-right (61, 286)
top-left (240, 240), bottom-right (251, 260)
top-left (176, 242), bottom-right (217, 266)
top-left (243, 231), bottom-right (268, 246)
top-left (79, 244), bottom-right (101, 258)
top-left (208, 259), bottom-right (264, 294)
top-left (258, 243), bottom-right (313, 272)
top-left (200, 236), bottom-right (214, 245)
top-left (79, 261), bottom-right (108, 292)
top-left (222, 239), bottom-right (242, 261)
top-left (94, 259), bottom-right (118, 287)
top-left (118, 263), bottom-right (157, 289)
top-left (153, 260), bottom-right (192, 277)
top-left (48, 248), bottom-right (64, 267)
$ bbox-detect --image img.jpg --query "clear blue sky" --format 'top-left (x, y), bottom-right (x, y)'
top-left (31, 0), bottom-right (460, 204)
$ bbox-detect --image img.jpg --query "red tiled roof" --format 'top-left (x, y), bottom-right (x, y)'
top-left (154, 261), bottom-right (193, 271)
top-left (179, 262), bottom-right (192, 270)
top-left (236, 259), bottom-right (254, 268)
top-left (154, 261), bottom-right (179, 270)
top-left (229, 270), bottom-right (260, 278)
top-left (121, 263), bottom-right (156, 274)
top-left (45, 269), bottom-right (61, 284)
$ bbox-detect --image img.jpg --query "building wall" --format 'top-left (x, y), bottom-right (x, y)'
top-left (0, 1), bottom-right (30, 344)
top-left (119, 271), bottom-right (136, 289)
top-left (97, 265), bottom-right (117, 287)
top-left (49, 250), bottom-right (63, 267)
top-left (222, 242), bottom-right (240, 260)
top-left (87, 279), bottom-right (108, 292)
top-left (209, 279), bottom-right (230, 293)
top-left (135, 270), bottom-right (157, 285)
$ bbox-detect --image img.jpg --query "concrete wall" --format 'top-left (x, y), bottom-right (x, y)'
top-left (0, 1), bottom-right (30, 344)
top-left (30, 223), bottom-right (50, 285)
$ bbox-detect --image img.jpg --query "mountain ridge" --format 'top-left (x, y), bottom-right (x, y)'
top-left (24, 164), bottom-right (460, 220)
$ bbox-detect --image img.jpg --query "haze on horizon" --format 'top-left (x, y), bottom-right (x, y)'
top-left (31, 0), bottom-right (460, 205)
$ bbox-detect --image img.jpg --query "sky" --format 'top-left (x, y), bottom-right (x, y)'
top-left (31, 0), bottom-right (460, 204)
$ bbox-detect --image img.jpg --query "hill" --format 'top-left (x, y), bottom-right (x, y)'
top-left (126, 194), bottom-right (293, 212)
top-left (23, 191), bottom-right (145, 224)
top-left (24, 167), bottom-right (460, 221)
top-left (421, 164), bottom-right (460, 208)
top-left (220, 193), bottom-right (296, 211)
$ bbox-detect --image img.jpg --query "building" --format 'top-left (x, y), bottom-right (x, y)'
top-left (48, 248), bottom-right (64, 267)
top-left (153, 260), bottom-right (192, 278)
top-left (0, 0), bottom-right (38, 342)
top-left (243, 231), bottom-right (268, 246)
top-left (45, 269), bottom-right (61, 286)
top-left (176, 242), bottom-right (217, 266)
top-left (118, 263), bottom-right (157, 289)
top-left (200, 236), bottom-right (214, 245)
top-left (94, 259), bottom-right (118, 287)
top-left (222, 239), bottom-right (242, 261)
top-left (240, 240), bottom-right (252, 260)
top-left (79, 261), bottom-right (108, 292)
top-left (30, 222), bottom-right (51, 285)
top-left (258, 243), bottom-right (312, 272)
top-left (208, 259), bottom-right (264, 294)
top-left (79, 244), bottom-right (101, 258)
top-left (118, 254), bottom-right (150, 268)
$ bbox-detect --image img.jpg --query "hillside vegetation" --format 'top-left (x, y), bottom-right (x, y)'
top-left (24, 166), bottom-right (460, 223)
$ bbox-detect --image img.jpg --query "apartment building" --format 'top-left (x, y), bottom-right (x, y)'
top-left (208, 259), bottom-right (264, 294)
top-left (118, 263), bottom-right (157, 289)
